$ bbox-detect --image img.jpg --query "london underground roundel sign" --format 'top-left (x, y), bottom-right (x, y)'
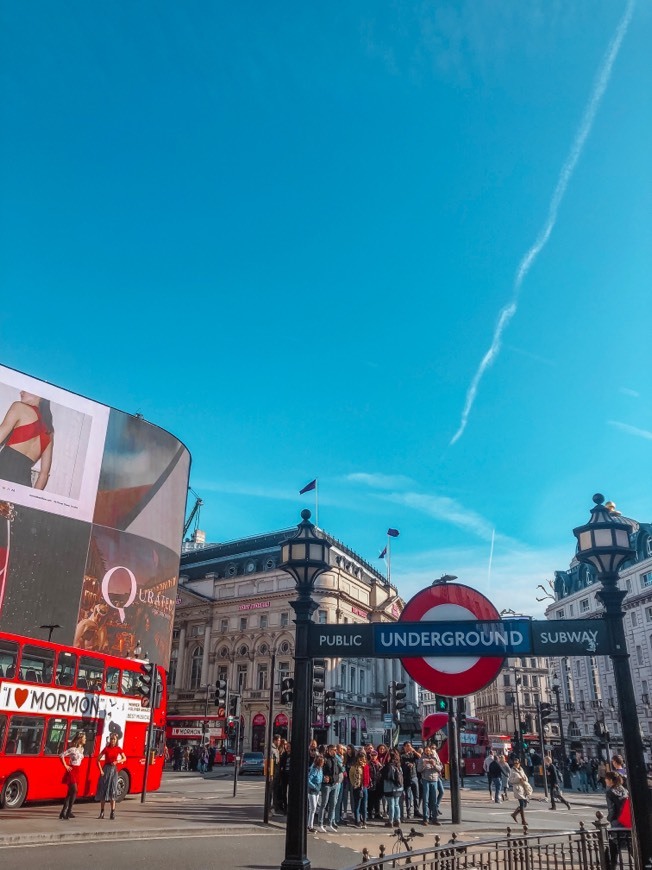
top-left (399, 583), bottom-right (504, 696)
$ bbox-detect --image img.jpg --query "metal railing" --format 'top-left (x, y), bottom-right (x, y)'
top-left (342, 815), bottom-right (632, 870)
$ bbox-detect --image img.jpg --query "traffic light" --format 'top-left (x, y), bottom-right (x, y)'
top-left (312, 659), bottom-right (326, 694)
top-left (393, 682), bottom-right (407, 714)
top-left (324, 690), bottom-right (336, 715)
top-left (229, 693), bottom-right (241, 717)
top-left (539, 701), bottom-right (555, 725)
top-left (435, 695), bottom-right (449, 713)
top-left (215, 679), bottom-right (228, 708)
top-left (281, 677), bottom-right (294, 705)
top-left (458, 711), bottom-right (467, 730)
top-left (137, 661), bottom-right (155, 703)
top-left (519, 720), bottom-right (527, 735)
top-left (594, 720), bottom-right (608, 738)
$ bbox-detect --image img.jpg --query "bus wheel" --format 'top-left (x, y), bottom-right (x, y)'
top-left (2, 773), bottom-right (27, 809)
top-left (115, 770), bottom-right (130, 802)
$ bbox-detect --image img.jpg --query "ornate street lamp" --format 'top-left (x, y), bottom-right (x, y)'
top-left (573, 493), bottom-right (652, 869)
top-left (279, 510), bottom-right (331, 870)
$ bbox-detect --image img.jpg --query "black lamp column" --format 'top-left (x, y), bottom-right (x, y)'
top-left (573, 494), bottom-right (652, 870)
top-left (279, 510), bottom-right (331, 870)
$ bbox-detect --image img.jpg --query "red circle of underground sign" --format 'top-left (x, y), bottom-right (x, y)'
top-left (399, 583), bottom-right (505, 696)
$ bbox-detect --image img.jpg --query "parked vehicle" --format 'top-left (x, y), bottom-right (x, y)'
top-left (238, 751), bottom-right (264, 775)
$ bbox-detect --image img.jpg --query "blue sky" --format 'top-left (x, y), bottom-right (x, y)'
top-left (1, 1), bottom-right (650, 616)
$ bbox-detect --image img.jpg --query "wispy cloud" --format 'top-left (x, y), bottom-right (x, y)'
top-left (608, 420), bottom-right (652, 441)
top-left (380, 491), bottom-right (499, 543)
top-left (450, 0), bottom-right (635, 446)
top-left (346, 472), bottom-right (415, 490)
top-left (349, 471), bottom-right (502, 543)
top-left (619, 387), bottom-right (640, 398)
top-left (393, 541), bottom-right (570, 617)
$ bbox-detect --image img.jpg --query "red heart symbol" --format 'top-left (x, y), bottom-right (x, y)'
top-left (15, 689), bottom-right (28, 708)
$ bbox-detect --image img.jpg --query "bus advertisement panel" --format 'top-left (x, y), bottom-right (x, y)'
top-left (0, 364), bottom-right (190, 667)
top-left (0, 630), bottom-right (167, 807)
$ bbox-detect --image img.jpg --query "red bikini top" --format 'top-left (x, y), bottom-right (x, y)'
top-left (6, 406), bottom-right (51, 452)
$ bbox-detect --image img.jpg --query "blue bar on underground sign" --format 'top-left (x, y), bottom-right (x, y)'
top-left (373, 619), bottom-right (531, 657)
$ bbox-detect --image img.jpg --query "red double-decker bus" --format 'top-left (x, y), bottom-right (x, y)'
top-left (422, 713), bottom-right (490, 775)
top-left (0, 631), bottom-right (166, 808)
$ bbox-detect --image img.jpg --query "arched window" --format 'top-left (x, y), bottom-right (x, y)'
top-left (167, 648), bottom-right (178, 686)
top-left (190, 646), bottom-right (203, 689)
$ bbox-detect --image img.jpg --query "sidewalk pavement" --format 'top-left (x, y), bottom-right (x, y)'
top-left (0, 776), bottom-right (608, 849)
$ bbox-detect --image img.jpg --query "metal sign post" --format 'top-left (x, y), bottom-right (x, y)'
top-left (447, 699), bottom-right (461, 825)
top-left (140, 670), bottom-right (157, 804)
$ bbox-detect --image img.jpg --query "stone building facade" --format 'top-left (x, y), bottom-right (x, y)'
top-left (544, 517), bottom-right (652, 760)
top-left (168, 526), bottom-right (419, 752)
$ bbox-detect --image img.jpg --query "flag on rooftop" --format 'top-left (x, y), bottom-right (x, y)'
top-left (387, 528), bottom-right (400, 537)
top-left (299, 478), bottom-right (317, 495)
top-left (379, 546), bottom-right (387, 559)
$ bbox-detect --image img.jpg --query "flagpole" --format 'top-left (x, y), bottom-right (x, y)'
top-left (386, 534), bottom-right (391, 586)
top-left (315, 479), bottom-right (319, 528)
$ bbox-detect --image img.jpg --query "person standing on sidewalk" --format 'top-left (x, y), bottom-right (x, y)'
top-left (497, 753), bottom-right (511, 801)
top-left (59, 732), bottom-right (86, 820)
top-left (95, 732), bottom-right (126, 820)
top-left (307, 755), bottom-right (324, 833)
top-left (488, 754), bottom-right (504, 803)
top-left (382, 749), bottom-right (404, 828)
top-left (483, 751), bottom-right (495, 797)
top-left (418, 746), bottom-right (442, 826)
top-left (317, 745), bottom-right (337, 832)
top-left (349, 750), bottom-right (370, 828)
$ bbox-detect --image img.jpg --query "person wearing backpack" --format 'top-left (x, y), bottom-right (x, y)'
top-left (488, 755), bottom-right (504, 803)
top-left (382, 749), bottom-right (404, 828)
top-left (544, 755), bottom-right (571, 810)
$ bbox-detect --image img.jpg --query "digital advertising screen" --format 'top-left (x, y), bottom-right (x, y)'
top-left (0, 364), bottom-right (190, 666)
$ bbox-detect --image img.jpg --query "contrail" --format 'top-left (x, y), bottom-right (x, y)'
top-left (450, 0), bottom-right (635, 446)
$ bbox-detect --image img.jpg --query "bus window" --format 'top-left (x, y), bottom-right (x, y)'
top-left (44, 718), bottom-right (68, 755)
top-left (77, 656), bottom-right (104, 692)
top-left (69, 720), bottom-right (98, 756)
top-left (0, 714), bottom-right (6, 750)
top-left (5, 716), bottom-right (45, 755)
top-left (0, 638), bottom-right (18, 679)
top-left (121, 669), bottom-right (140, 696)
top-left (56, 651), bottom-right (77, 687)
top-left (105, 667), bottom-right (121, 694)
top-left (154, 727), bottom-right (165, 756)
top-left (21, 645), bottom-right (55, 684)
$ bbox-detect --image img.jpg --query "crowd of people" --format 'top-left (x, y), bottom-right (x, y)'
top-left (270, 737), bottom-right (447, 833)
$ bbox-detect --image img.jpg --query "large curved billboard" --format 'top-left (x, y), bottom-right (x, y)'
top-left (0, 364), bottom-right (190, 666)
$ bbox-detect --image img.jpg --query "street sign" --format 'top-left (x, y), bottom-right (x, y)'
top-left (383, 713), bottom-right (393, 727)
top-left (531, 618), bottom-right (611, 656)
top-left (399, 583), bottom-right (505, 696)
top-left (307, 617), bottom-right (614, 659)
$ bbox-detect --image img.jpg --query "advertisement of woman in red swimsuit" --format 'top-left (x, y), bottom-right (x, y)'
top-left (0, 367), bottom-right (110, 521)
top-left (0, 391), bottom-right (54, 489)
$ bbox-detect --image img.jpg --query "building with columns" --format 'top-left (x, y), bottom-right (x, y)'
top-left (168, 526), bottom-right (419, 751)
